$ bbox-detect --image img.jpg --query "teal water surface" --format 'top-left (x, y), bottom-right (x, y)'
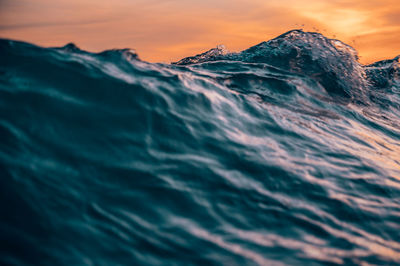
top-left (0, 30), bottom-right (400, 265)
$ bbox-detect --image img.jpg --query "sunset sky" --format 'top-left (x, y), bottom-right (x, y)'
top-left (0, 0), bottom-right (399, 64)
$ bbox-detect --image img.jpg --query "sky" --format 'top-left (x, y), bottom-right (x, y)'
top-left (0, 0), bottom-right (399, 64)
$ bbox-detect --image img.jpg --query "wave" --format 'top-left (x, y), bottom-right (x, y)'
top-left (0, 30), bottom-right (400, 265)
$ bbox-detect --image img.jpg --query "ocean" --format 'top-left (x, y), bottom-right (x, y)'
top-left (0, 30), bottom-right (399, 265)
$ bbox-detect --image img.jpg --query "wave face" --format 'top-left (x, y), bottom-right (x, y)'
top-left (1, 30), bottom-right (400, 265)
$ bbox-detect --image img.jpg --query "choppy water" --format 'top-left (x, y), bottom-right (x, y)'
top-left (1, 30), bottom-right (400, 265)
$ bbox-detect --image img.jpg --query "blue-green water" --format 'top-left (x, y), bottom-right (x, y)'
top-left (1, 30), bottom-right (399, 265)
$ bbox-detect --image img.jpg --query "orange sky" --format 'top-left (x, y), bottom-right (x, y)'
top-left (0, 0), bottom-right (399, 64)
